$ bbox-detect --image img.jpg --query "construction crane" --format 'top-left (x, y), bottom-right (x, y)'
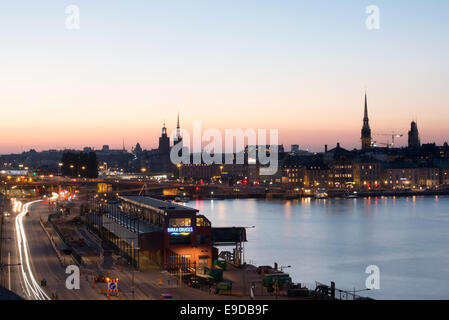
top-left (373, 131), bottom-right (404, 148)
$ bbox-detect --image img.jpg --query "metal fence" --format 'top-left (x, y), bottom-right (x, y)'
top-left (165, 249), bottom-right (195, 284)
top-left (315, 281), bottom-right (369, 300)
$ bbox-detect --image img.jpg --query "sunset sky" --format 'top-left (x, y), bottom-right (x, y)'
top-left (1, 0), bottom-right (448, 154)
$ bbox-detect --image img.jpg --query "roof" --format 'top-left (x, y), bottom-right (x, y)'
top-left (0, 286), bottom-right (24, 300)
top-left (118, 195), bottom-right (198, 214)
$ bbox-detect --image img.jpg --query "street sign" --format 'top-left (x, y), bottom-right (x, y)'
top-left (107, 278), bottom-right (119, 292)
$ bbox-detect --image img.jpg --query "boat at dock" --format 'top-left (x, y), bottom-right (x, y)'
top-left (313, 188), bottom-right (328, 199)
top-left (343, 191), bottom-right (358, 198)
top-left (174, 196), bottom-right (190, 203)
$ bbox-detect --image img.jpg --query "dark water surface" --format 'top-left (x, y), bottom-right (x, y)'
top-left (189, 196), bottom-right (449, 299)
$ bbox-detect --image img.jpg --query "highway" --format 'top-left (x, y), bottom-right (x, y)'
top-left (15, 199), bottom-right (50, 299)
top-left (2, 197), bottom-right (225, 300)
top-left (1, 198), bottom-right (105, 300)
top-left (18, 200), bottom-right (106, 300)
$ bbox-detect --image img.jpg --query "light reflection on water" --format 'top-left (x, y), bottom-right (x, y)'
top-left (189, 196), bottom-right (449, 299)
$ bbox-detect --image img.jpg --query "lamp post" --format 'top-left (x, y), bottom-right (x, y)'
top-left (176, 164), bottom-right (182, 181)
top-left (240, 225), bottom-right (255, 265)
top-left (280, 265), bottom-right (291, 272)
top-left (352, 287), bottom-right (370, 300)
top-left (275, 265), bottom-right (291, 300)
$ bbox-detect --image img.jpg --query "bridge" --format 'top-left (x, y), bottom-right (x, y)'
top-left (0, 175), bottom-right (283, 199)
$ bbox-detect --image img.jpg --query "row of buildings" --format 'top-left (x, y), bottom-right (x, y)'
top-left (178, 94), bottom-right (449, 190)
top-left (177, 141), bottom-right (449, 190)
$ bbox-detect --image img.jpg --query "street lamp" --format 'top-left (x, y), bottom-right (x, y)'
top-left (352, 287), bottom-right (370, 299)
top-left (280, 265), bottom-right (291, 272)
top-left (239, 226), bottom-right (255, 265)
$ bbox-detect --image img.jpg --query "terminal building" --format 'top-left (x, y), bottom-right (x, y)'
top-left (86, 195), bottom-right (247, 275)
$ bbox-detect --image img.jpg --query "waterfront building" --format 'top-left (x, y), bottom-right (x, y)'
top-left (179, 163), bottom-right (221, 182)
top-left (87, 195), bottom-right (214, 272)
top-left (353, 158), bottom-right (382, 189)
top-left (304, 161), bottom-right (330, 188)
top-left (381, 160), bottom-right (440, 189)
top-left (86, 195), bottom-right (248, 273)
top-left (325, 143), bottom-right (356, 189)
top-left (382, 163), bottom-right (419, 189)
top-left (281, 155), bottom-right (305, 187)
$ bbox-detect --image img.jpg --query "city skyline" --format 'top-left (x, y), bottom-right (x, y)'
top-left (1, 1), bottom-right (448, 153)
top-left (0, 97), bottom-right (444, 155)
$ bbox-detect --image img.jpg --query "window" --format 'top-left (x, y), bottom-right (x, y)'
top-left (169, 218), bottom-right (191, 227)
top-left (196, 217), bottom-right (211, 227)
top-left (169, 234), bottom-right (191, 245)
top-left (196, 234), bottom-right (211, 245)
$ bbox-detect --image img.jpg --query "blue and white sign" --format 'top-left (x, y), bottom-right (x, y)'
top-left (167, 227), bottom-right (193, 233)
top-left (108, 282), bottom-right (117, 291)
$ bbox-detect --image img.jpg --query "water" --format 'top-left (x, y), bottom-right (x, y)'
top-left (189, 196), bottom-right (449, 299)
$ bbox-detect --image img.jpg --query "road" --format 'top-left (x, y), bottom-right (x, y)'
top-left (1, 199), bottom-right (105, 299)
top-left (2, 198), bottom-right (244, 300)
top-left (21, 200), bottom-right (108, 300)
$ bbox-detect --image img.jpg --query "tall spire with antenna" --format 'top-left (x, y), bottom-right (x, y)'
top-left (175, 111), bottom-right (182, 144)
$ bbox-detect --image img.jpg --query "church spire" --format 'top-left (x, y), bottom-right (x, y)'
top-left (361, 91), bottom-right (372, 150)
top-left (175, 111), bottom-right (182, 143)
top-left (364, 91), bottom-right (368, 120)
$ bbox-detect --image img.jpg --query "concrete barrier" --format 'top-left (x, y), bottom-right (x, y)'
top-left (39, 218), bottom-right (66, 267)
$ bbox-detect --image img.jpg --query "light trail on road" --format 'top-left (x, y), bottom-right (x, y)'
top-left (14, 199), bottom-right (51, 300)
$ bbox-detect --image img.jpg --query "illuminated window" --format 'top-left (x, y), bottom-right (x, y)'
top-left (196, 217), bottom-right (210, 227)
top-left (169, 218), bottom-right (191, 227)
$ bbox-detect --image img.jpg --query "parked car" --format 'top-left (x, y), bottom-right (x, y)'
top-left (161, 293), bottom-right (175, 300)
